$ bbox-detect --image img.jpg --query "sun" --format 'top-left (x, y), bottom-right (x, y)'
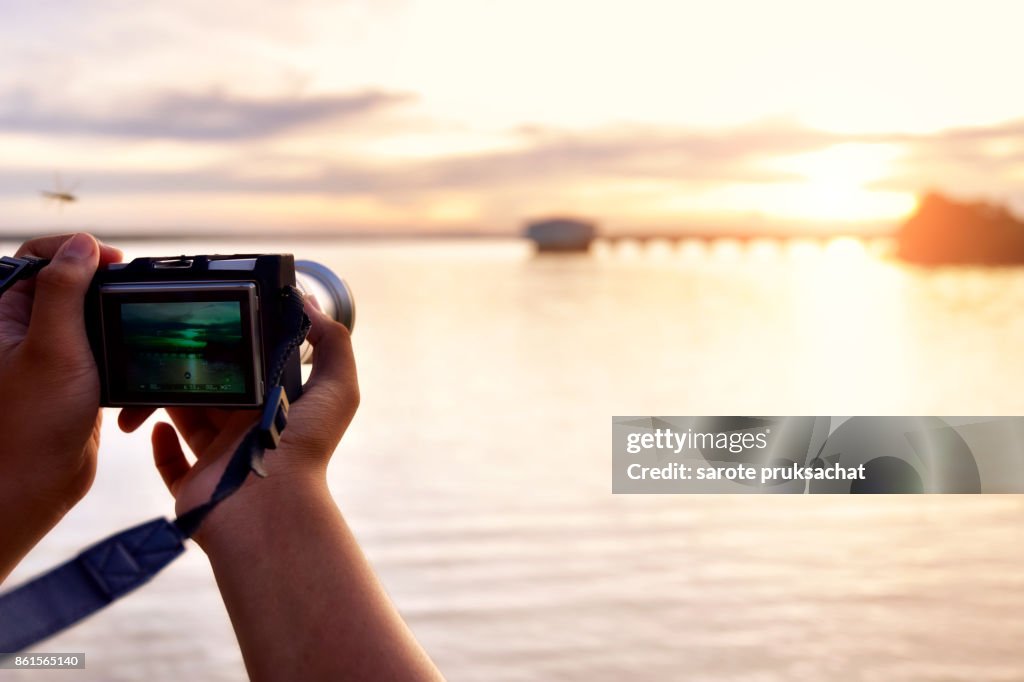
top-left (763, 143), bottom-right (916, 225)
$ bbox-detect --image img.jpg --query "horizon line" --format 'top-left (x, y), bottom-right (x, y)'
top-left (0, 226), bottom-right (900, 243)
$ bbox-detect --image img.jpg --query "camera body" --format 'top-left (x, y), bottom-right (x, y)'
top-left (85, 254), bottom-right (303, 409)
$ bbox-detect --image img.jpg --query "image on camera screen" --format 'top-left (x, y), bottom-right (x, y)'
top-left (120, 301), bottom-right (246, 394)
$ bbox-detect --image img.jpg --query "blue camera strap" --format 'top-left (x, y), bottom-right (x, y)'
top-left (0, 282), bottom-right (310, 654)
top-left (0, 256), bottom-right (51, 296)
top-left (0, 519), bottom-right (186, 653)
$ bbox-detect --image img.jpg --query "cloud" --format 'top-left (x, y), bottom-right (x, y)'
top-left (405, 122), bottom-right (837, 188)
top-left (4, 114), bottom-right (1024, 224)
top-left (0, 87), bottom-right (414, 140)
top-left (860, 119), bottom-right (1024, 197)
top-left (0, 119), bottom-right (832, 200)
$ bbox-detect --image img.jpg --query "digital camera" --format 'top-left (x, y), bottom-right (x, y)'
top-left (84, 254), bottom-right (354, 409)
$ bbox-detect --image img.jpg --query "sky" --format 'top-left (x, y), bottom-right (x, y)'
top-left (2, 0), bottom-right (1024, 235)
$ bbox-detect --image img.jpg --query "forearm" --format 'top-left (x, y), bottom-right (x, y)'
top-left (199, 474), bottom-right (443, 682)
top-left (0, 483), bottom-right (63, 583)
top-left (0, 441), bottom-right (92, 584)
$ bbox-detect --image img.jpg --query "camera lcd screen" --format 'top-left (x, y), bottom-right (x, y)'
top-left (100, 282), bottom-right (262, 406)
top-left (120, 301), bottom-right (246, 394)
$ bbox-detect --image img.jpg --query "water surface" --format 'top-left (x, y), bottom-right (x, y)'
top-left (4, 238), bottom-right (1024, 681)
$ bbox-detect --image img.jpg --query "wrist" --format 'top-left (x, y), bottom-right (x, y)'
top-left (1, 424), bottom-right (97, 517)
top-left (189, 468), bottom-right (332, 553)
top-left (8, 445), bottom-right (94, 523)
top-left (0, 471), bottom-right (80, 581)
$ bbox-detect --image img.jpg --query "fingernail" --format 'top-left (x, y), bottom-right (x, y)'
top-left (306, 294), bottom-right (322, 312)
top-left (59, 233), bottom-right (96, 261)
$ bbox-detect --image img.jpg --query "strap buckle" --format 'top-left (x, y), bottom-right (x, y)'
top-left (0, 256), bottom-right (49, 297)
top-left (256, 385), bottom-right (290, 453)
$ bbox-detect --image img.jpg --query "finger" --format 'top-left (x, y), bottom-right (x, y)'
top-left (97, 242), bottom-right (123, 267)
top-left (14, 233), bottom-right (118, 259)
top-left (302, 301), bottom-right (359, 404)
top-left (5, 235), bottom-right (118, 305)
top-left (23, 233), bottom-right (99, 362)
top-left (118, 407), bottom-right (156, 433)
top-left (164, 407), bottom-right (221, 455)
top-left (152, 422), bottom-right (191, 495)
top-left (15, 234), bottom-right (77, 259)
top-left (202, 408), bottom-right (236, 430)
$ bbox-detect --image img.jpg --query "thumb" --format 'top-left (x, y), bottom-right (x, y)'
top-left (25, 233), bottom-right (99, 360)
top-left (303, 301), bottom-right (358, 401)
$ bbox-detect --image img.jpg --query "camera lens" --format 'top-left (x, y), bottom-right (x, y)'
top-left (295, 260), bottom-right (356, 363)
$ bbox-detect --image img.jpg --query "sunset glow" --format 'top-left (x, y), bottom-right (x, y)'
top-left (762, 144), bottom-right (917, 224)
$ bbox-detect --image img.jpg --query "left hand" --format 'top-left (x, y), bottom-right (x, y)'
top-left (0, 234), bottom-right (123, 579)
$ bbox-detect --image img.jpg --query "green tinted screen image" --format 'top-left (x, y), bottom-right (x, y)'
top-left (121, 301), bottom-right (246, 394)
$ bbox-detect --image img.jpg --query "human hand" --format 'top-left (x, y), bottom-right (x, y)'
top-left (0, 234), bottom-right (123, 577)
top-left (117, 300), bottom-right (359, 543)
top-left (119, 302), bottom-right (441, 681)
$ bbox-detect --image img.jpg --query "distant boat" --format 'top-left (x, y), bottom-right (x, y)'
top-left (525, 218), bottom-right (596, 253)
top-left (898, 193), bottom-right (1024, 265)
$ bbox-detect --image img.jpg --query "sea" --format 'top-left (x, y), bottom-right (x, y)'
top-left (2, 236), bottom-right (1024, 681)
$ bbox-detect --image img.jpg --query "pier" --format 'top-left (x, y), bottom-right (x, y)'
top-left (526, 219), bottom-right (893, 253)
top-left (596, 228), bottom-right (880, 246)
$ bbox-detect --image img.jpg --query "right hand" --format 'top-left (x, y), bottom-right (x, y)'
top-left (118, 301), bottom-right (360, 541)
